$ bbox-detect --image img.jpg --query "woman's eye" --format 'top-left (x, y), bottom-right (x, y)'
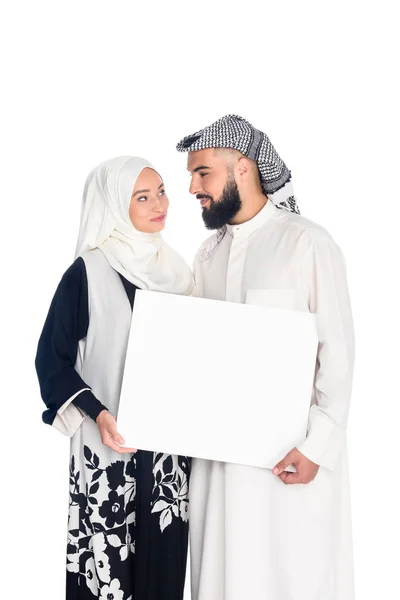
top-left (138, 196), bottom-right (147, 202)
top-left (200, 173), bottom-right (208, 178)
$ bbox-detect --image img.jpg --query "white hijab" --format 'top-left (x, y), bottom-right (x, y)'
top-left (75, 156), bottom-right (194, 295)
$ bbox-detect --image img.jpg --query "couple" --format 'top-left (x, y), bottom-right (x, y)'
top-left (35, 114), bottom-right (355, 600)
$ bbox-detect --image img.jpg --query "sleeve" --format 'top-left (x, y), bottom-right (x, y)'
top-left (296, 235), bottom-right (355, 470)
top-left (35, 257), bottom-right (108, 436)
top-left (191, 233), bottom-right (214, 298)
top-left (191, 252), bottom-right (203, 298)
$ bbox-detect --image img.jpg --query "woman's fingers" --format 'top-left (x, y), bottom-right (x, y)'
top-left (114, 432), bottom-right (125, 445)
top-left (117, 446), bottom-right (138, 453)
top-left (103, 436), bottom-right (137, 453)
top-left (105, 429), bottom-right (137, 453)
top-left (111, 427), bottom-right (137, 452)
top-left (97, 413), bottom-right (136, 453)
top-left (103, 438), bottom-right (125, 453)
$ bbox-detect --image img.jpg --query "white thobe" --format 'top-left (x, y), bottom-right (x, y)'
top-left (189, 199), bottom-right (355, 600)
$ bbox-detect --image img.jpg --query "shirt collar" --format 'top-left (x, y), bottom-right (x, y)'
top-left (226, 198), bottom-right (277, 239)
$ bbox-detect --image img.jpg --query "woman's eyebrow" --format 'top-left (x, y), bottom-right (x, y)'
top-left (133, 183), bottom-right (164, 197)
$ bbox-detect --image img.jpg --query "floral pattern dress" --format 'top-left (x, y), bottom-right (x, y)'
top-left (36, 258), bottom-right (191, 600)
top-left (66, 446), bottom-right (190, 599)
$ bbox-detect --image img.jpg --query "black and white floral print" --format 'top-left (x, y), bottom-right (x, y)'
top-left (66, 446), bottom-right (190, 599)
top-left (68, 446), bottom-right (136, 539)
top-left (151, 453), bottom-right (190, 532)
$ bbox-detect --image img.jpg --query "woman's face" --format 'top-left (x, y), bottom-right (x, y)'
top-left (129, 168), bottom-right (169, 232)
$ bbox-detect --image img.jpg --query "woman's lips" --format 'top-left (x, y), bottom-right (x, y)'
top-left (151, 214), bottom-right (166, 222)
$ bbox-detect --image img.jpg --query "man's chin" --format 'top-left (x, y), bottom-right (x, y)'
top-left (202, 213), bottom-right (226, 230)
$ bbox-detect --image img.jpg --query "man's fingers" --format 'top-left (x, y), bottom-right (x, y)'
top-left (278, 471), bottom-right (291, 483)
top-left (273, 450), bottom-right (296, 475)
top-left (278, 471), bottom-right (302, 485)
top-left (273, 448), bottom-right (320, 484)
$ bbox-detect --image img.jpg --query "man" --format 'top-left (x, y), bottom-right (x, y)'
top-left (176, 115), bottom-right (355, 600)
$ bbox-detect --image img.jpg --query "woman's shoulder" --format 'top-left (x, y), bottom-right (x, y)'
top-left (62, 256), bottom-right (86, 277)
top-left (51, 258), bottom-right (89, 306)
top-left (59, 256), bottom-right (87, 288)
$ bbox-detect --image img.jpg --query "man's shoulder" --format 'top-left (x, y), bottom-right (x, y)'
top-left (272, 208), bottom-right (339, 250)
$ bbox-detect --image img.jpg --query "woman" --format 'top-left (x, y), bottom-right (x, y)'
top-left (35, 156), bottom-right (194, 600)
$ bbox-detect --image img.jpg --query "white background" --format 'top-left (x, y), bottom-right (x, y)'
top-left (1, 1), bottom-right (399, 598)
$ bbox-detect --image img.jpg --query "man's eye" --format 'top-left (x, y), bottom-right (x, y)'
top-left (159, 190), bottom-right (166, 196)
top-left (200, 173), bottom-right (208, 178)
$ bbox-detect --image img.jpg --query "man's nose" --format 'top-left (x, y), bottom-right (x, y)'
top-left (189, 177), bottom-right (201, 196)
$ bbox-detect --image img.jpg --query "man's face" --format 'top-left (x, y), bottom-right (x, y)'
top-left (187, 149), bottom-right (242, 229)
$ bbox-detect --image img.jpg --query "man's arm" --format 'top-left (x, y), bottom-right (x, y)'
top-left (273, 233), bottom-right (355, 482)
top-left (296, 233), bottom-right (355, 470)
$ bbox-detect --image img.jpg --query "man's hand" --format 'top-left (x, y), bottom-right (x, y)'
top-left (96, 410), bottom-right (137, 454)
top-left (272, 447), bottom-right (319, 484)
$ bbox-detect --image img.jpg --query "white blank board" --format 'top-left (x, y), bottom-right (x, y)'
top-left (117, 290), bottom-right (318, 469)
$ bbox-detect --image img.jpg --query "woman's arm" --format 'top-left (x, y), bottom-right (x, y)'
top-left (35, 257), bottom-right (108, 434)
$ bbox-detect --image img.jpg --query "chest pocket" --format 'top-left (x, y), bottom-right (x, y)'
top-left (245, 288), bottom-right (306, 311)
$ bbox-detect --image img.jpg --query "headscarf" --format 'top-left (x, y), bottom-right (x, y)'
top-left (176, 114), bottom-right (300, 215)
top-left (75, 156), bottom-right (194, 295)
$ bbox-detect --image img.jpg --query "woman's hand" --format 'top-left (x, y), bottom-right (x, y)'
top-left (95, 410), bottom-right (137, 454)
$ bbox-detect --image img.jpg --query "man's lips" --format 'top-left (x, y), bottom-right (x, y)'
top-left (198, 197), bottom-right (212, 207)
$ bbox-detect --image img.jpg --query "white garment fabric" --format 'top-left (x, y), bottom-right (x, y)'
top-left (52, 388), bottom-right (90, 436)
top-left (75, 156), bottom-right (194, 295)
top-left (190, 199), bottom-right (355, 600)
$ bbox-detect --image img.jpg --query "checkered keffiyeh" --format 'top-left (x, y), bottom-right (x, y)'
top-left (176, 114), bottom-right (300, 215)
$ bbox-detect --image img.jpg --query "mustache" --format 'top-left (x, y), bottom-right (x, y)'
top-left (196, 194), bottom-right (213, 201)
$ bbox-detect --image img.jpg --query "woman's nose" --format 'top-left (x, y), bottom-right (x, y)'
top-left (154, 197), bottom-right (164, 211)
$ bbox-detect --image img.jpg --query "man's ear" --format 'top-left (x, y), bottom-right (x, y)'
top-left (236, 157), bottom-right (251, 178)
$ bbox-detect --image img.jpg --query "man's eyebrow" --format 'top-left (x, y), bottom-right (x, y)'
top-left (188, 166), bottom-right (212, 173)
top-left (133, 182), bottom-right (164, 196)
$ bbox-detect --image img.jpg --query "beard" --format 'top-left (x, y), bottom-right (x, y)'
top-left (199, 178), bottom-right (242, 230)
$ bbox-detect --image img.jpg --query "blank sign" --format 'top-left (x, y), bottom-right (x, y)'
top-left (117, 290), bottom-right (318, 469)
